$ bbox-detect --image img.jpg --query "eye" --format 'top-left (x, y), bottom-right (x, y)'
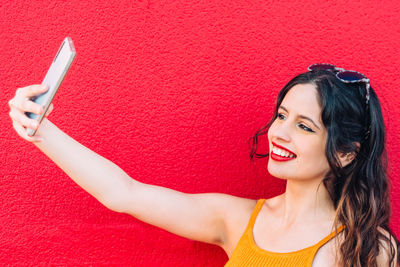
top-left (277, 113), bottom-right (286, 120)
top-left (297, 123), bottom-right (315, 133)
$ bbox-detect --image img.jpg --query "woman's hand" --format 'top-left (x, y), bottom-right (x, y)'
top-left (8, 84), bottom-right (53, 142)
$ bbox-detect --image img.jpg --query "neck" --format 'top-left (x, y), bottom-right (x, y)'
top-left (279, 179), bottom-right (336, 228)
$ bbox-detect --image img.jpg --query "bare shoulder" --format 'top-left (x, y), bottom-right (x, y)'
top-left (218, 194), bottom-right (257, 243)
top-left (219, 195), bottom-right (281, 257)
top-left (220, 195), bottom-right (257, 256)
top-left (377, 227), bottom-right (399, 267)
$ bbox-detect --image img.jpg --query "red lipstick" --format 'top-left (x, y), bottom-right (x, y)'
top-left (270, 142), bottom-right (297, 162)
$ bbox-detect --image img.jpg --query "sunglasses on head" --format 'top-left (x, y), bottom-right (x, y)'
top-left (308, 63), bottom-right (370, 105)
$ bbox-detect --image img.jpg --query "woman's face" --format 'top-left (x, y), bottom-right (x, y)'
top-left (267, 83), bottom-right (330, 181)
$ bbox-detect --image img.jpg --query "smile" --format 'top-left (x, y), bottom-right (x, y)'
top-left (270, 142), bottom-right (297, 161)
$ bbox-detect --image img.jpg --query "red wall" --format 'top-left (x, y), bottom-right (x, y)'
top-left (1, 1), bottom-right (399, 266)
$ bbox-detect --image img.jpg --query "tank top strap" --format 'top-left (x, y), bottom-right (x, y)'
top-left (245, 199), bottom-right (266, 232)
top-left (311, 224), bottom-right (346, 251)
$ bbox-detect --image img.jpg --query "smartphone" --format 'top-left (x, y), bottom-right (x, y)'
top-left (26, 37), bottom-right (76, 136)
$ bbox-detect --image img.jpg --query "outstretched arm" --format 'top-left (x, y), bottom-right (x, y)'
top-left (34, 118), bottom-right (231, 245)
top-left (34, 118), bottom-right (133, 212)
top-left (8, 84), bottom-right (255, 249)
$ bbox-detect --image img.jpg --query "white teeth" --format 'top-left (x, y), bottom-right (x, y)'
top-left (272, 146), bottom-right (295, 158)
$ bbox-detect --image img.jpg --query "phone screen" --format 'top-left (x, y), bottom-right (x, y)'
top-left (27, 37), bottom-right (76, 136)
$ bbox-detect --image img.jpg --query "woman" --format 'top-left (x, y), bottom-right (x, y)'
top-left (8, 63), bottom-right (399, 266)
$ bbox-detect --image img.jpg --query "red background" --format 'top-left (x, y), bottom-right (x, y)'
top-left (1, 1), bottom-right (399, 266)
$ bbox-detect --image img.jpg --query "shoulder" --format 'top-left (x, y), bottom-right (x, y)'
top-left (377, 227), bottom-right (399, 267)
top-left (219, 195), bottom-right (283, 257)
top-left (217, 195), bottom-right (257, 255)
top-left (220, 194), bottom-right (258, 232)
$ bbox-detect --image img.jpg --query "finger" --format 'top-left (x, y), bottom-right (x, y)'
top-left (8, 98), bottom-right (24, 110)
top-left (10, 93), bottom-right (44, 115)
top-left (9, 109), bottom-right (39, 130)
top-left (8, 98), bottom-right (15, 108)
top-left (16, 84), bottom-right (48, 99)
top-left (13, 121), bottom-right (42, 142)
top-left (19, 98), bottom-right (44, 115)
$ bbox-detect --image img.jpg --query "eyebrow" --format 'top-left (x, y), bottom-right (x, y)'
top-left (279, 106), bottom-right (321, 130)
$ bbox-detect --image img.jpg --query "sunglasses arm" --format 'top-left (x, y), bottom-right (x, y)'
top-left (364, 80), bottom-right (371, 104)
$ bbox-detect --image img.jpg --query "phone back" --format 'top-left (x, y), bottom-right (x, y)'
top-left (27, 37), bottom-right (76, 135)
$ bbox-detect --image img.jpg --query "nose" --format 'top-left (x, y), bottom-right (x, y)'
top-left (269, 120), bottom-right (291, 143)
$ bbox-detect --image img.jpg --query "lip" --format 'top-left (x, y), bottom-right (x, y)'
top-left (270, 142), bottom-right (297, 162)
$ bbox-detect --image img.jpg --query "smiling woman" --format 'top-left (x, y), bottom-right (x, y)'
top-left (268, 84), bottom-right (332, 181)
top-left (249, 66), bottom-right (400, 266)
top-left (8, 64), bottom-right (399, 267)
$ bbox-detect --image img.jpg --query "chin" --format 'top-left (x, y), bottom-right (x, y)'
top-left (268, 163), bottom-right (330, 182)
top-left (267, 164), bottom-right (292, 180)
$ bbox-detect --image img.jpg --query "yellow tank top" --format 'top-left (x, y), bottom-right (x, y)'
top-left (224, 199), bottom-right (345, 267)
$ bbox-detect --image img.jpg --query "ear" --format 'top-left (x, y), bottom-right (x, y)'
top-left (338, 142), bottom-right (360, 168)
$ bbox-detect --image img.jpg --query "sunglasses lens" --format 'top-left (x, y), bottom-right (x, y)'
top-left (308, 64), bottom-right (336, 71)
top-left (337, 71), bottom-right (366, 82)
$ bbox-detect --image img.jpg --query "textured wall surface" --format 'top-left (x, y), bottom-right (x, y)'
top-left (1, 1), bottom-right (399, 266)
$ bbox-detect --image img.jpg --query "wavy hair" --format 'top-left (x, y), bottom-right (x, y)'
top-left (249, 69), bottom-right (399, 266)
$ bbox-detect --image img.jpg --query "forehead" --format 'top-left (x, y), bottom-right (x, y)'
top-left (280, 84), bottom-right (322, 121)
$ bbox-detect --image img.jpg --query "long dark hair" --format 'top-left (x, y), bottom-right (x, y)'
top-left (250, 69), bottom-right (399, 266)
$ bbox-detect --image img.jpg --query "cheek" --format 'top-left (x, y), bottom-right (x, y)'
top-left (299, 140), bottom-right (329, 167)
top-left (267, 127), bottom-right (272, 144)
top-left (267, 121), bottom-right (277, 142)
top-left (267, 127), bottom-right (274, 150)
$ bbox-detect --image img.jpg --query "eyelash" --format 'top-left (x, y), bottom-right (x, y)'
top-left (277, 113), bottom-right (315, 133)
